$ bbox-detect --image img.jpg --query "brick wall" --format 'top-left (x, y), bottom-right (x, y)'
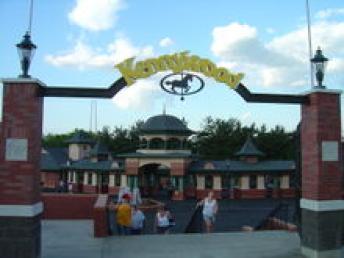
top-left (0, 82), bottom-right (43, 205)
top-left (41, 172), bottom-right (59, 189)
top-left (93, 194), bottom-right (109, 238)
top-left (108, 186), bottom-right (120, 195)
top-left (240, 189), bottom-right (267, 199)
top-left (42, 193), bottom-right (97, 219)
top-left (82, 185), bottom-right (97, 194)
top-left (301, 92), bottom-right (342, 200)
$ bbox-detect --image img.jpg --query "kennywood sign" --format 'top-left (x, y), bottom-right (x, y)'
top-left (115, 51), bottom-right (244, 89)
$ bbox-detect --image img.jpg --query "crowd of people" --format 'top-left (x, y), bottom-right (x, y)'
top-left (111, 187), bottom-right (218, 236)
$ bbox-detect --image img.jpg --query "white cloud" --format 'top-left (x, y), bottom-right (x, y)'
top-left (316, 8), bottom-right (344, 20)
top-left (240, 111), bottom-right (252, 123)
top-left (266, 27), bottom-right (275, 34)
top-left (68, 0), bottom-right (125, 31)
top-left (159, 37), bottom-right (174, 47)
top-left (112, 74), bottom-right (166, 110)
top-left (210, 21), bottom-right (344, 88)
top-left (45, 37), bottom-right (154, 70)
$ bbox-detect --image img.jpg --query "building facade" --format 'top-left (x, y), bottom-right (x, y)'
top-left (41, 114), bottom-right (296, 200)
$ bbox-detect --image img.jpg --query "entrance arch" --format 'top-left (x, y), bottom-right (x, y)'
top-left (138, 163), bottom-right (171, 199)
top-left (0, 51), bottom-right (342, 258)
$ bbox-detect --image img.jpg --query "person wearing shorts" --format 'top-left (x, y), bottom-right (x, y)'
top-left (197, 191), bottom-right (218, 233)
top-left (155, 206), bottom-right (172, 234)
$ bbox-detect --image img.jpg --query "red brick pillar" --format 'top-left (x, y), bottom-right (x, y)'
top-left (300, 89), bottom-right (343, 258)
top-left (0, 79), bottom-right (44, 258)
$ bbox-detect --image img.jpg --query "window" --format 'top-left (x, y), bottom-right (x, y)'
top-left (273, 176), bottom-right (281, 189)
top-left (182, 139), bottom-right (190, 149)
top-left (101, 174), bottom-right (109, 185)
top-left (166, 138), bottom-right (181, 150)
top-left (140, 138), bottom-right (148, 149)
top-left (205, 175), bottom-right (213, 189)
top-left (98, 154), bottom-right (108, 161)
top-left (265, 175), bottom-right (280, 189)
top-left (231, 176), bottom-right (240, 188)
top-left (249, 175), bottom-right (257, 189)
top-left (221, 175), bottom-right (231, 189)
top-left (88, 173), bottom-right (92, 185)
top-left (171, 176), bottom-right (180, 190)
top-left (185, 175), bottom-right (195, 187)
top-left (78, 173), bottom-right (84, 184)
top-left (115, 174), bottom-right (121, 186)
top-left (150, 138), bottom-right (165, 149)
top-left (289, 175), bottom-right (294, 188)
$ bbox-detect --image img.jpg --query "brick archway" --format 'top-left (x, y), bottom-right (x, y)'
top-left (0, 78), bottom-right (342, 258)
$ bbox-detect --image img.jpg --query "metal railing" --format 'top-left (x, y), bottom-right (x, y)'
top-left (184, 206), bottom-right (203, 233)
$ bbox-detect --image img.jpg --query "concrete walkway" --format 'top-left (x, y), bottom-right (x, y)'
top-left (42, 220), bottom-right (304, 258)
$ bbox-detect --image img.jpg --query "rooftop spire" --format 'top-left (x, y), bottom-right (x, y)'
top-left (235, 136), bottom-right (264, 157)
top-left (163, 103), bottom-right (166, 115)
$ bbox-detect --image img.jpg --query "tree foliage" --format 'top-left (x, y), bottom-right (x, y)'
top-left (195, 117), bottom-right (296, 160)
top-left (43, 117), bottom-right (296, 160)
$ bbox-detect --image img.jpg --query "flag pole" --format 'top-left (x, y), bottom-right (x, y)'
top-left (306, 0), bottom-right (314, 88)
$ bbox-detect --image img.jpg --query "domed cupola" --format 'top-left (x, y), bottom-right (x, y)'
top-left (140, 114), bottom-right (193, 136)
top-left (138, 114), bottom-right (193, 153)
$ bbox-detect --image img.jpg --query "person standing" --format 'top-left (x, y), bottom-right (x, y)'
top-left (197, 191), bottom-right (218, 233)
top-left (155, 206), bottom-right (172, 234)
top-left (58, 179), bottom-right (65, 192)
top-left (131, 205), bottom-right (145, 235)
top-left (115, 194), bottom-right (132, 235)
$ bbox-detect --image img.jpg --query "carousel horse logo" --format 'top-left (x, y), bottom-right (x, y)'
top-left (160, 72), bottom-right (204, 100)
top-left (115, 51), bottom-right (244, 89)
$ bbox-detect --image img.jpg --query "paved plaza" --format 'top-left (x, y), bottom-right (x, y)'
top-left (42, 220), bottom-right (304, 258)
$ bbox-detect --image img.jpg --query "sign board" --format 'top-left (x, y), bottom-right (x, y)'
top-left (322, 141), bottom-right (338, 162)
top-left (5, 138), bottom-right (28, 161)
top-left (115, 51), bottom-right (244, 89)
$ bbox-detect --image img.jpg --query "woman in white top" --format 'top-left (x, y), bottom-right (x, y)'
top-left (155, 206), bottom-right (172, 234)
top-left (197, 191), bottom-right (218, 233)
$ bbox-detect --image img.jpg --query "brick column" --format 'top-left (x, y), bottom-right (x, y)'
top-left (0, 79), bottom-right (44, 258)
top-left (257, 175), bottom-right (265, 189)
top-left (300, 89), bottom-right (343, 258)
top-left (120, 174), bottom-right (127, 187)
top-left (213, 175), bottom-right (222, 199)
top-left (240, 176), bottom-right (249, 190)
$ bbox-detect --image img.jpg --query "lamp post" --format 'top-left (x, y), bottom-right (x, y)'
top-left (310, 47), bottom-right (328, 89)
top-left (16, 32), bottom-right (37, 78)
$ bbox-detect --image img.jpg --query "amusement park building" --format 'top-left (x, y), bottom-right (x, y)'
top-left (41, 114), bottom-right (297, 200)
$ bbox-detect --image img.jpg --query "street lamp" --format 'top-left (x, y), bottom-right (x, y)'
top-left (310, 47), bottom-right (328, 89)
top-left (16, 32), bottom-right (37, 78)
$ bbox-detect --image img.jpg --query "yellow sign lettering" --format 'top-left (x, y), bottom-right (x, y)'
top-left (114, 52), bottom-right (244, 89)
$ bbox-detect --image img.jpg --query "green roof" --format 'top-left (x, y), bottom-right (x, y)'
top-left (141, 114), bottom-right (193, 135)
top-left (189, 160), bottom-right (295, 174)
top-left (63, 160), bottom-right (124, 171)
top-left (89, 142), bottom-right (109, 156)
top-left (41, 151), bottom-right (61, 171)
top-left (235, 137), bottom-right (265, 157)
top-left (117, 152), bottom-right (194, 159)
top-left (40, 148), bottom-right (68, 172)
top-left (65, 131), bottom-right (94, 144)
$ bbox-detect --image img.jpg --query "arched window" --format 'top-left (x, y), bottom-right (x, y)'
top-left (182, 139), bottom-right (189, 149)
top-left (205, 175), bottom-right (213, 189)
top-left (249, 175), bottom-right (257, 189)
top-left (149, 138), bottom-right (164, 149)
top-left (139, 138), bottom-right (148, 149)
top-left (166, 138), bottom-right (181, 150)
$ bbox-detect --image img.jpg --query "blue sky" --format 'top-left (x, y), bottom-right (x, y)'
top-left (1, 0), bottom-right (343, 134)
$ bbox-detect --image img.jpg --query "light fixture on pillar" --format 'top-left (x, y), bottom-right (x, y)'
top-left (16, 32), bottom-right (37, 78)
top-left (310, 47), bottom-right (329, 89)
